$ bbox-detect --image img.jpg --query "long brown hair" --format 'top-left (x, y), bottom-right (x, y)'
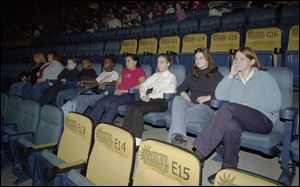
top-left (236, 47), bottom-right (266, 71)
top-left (192, 48), bottom-right (218, 78)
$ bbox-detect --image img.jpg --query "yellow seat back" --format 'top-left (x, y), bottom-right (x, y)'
top-left (287, 25), bottom-right (299, 51)
top-left (137, 38), bottom-right (158, 54)
top-left (133, 139), bottom-right (202, 186)
top-left (181, 33), bottom-right (207, 53)
top-left (210, 31), bottom-right (240, 52)
top-left (214, 168), bottom-right (283, 186)
top-left (86, 123), bottom-right (135, 185)
top-left (120, 39), bottom-right (138, 54)
top-left (245, 27), bottom-right (282, 66)
top-left (158, 36), bottom-right (180, 54)
top-left (57, 112), bottom-right (93, 164)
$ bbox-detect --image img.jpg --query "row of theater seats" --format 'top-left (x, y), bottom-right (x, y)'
top-left (1, 98), bottom-right (294, 185)
top-left (1, 25), bottom-right (299, 89)
top-left (28, 5), bottom-right (298, 46)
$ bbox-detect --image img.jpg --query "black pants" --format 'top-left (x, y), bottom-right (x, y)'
top-left (122, 99), bottom-right (168, 138)
top-left (193, 102), bottom-right (273, 168)
top-left (40, 84), bottom-right (68, 105)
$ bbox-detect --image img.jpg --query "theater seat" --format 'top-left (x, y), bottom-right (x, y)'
top-left (64, 123), bottom-right (135, 186)
top-left (32, 112), bottom-right (92, 185)
top-left (214, 168), bottom-right (283, 186)
top-left (13, 105), bottom-right (63, 184)
top-left (133, 139), bottom-right (202, 186)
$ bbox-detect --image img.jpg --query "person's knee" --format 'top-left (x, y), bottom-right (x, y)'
top-left (224, 119), bottom-right (241, 135)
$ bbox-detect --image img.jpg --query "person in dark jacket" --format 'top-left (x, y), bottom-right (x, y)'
top-left (40, 57), bottom-right (79, 105)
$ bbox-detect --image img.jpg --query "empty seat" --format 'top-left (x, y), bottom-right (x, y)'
top-left (64, 43), bottom-right (78, 57)
top-left (158, 36), bottom-right (180, 54)
top-left (245, 27), bottom-right (282, 67)
top-left (247, 8), bottom-right (276, 28)
top-left (103, 28), bottom-right (117, 40)
top-left (279, 5), bottom-right (299, 27)
top-left (130, 25), bottom-right (144, 38)
top-left (92, 31), bottom-right (104, 41)
top-left (65, 123), bottom-right (135, 186)
top-left (161, 21), bottom-right (178, 36)
top-left (120, 39), bottom-right (138, 54)
top-left (33, 112), bottom-right (93, 185)
top-left (179, 19), bottom-right (198, 36)
top-left (162, 13), bottom-right (177, 22)
top-left (198, 16), bottom-right (220, 33)
top-left (133, 139), bottom-right (202, 186)
top-left (137, 38), bottom-right (158, 55)
top-left (284, 25), bottom-right (299, 88)
top-left (144, 23), bottom-right (160, 38)
top-left (90, 42), bottom-right (104, 56)
top-left (1, 92), bottom-right (9, 121)
top-left (220, 13), bottom-right (245, 32)
top-left (2, 95), bottom-right (23, 124)
top-left (214, 168), bottom-right (283, 186)
top-left (13, 105), bottom-right (64, 184)
top-left (210, 31), bottom-right (240, 67)
top-left (104, 40), bottom-right (120, 55)
top-left (116, 28), bottom-right (131, 39)
top-left (77, 42), bottom-right (90, 57)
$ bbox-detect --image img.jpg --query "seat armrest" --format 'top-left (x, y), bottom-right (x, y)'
top-left (20, 143), bottom-right (58, 158)
top-left (44, 160), bottom-right (86, 182)
top-left (210, 100), bottom-right (228, 109)
top-left (280, 107), bottom-right (298, 121)
top-left (163, 93), bottom-right (177, 101)
top-left (4, 131), bottom-right (34, 142)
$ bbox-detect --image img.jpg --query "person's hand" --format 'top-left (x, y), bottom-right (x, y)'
top-left (36, 78), bottom-right (43, 83)
top-left (98, 83), bottom-right (106, 90)
top-left (141, 96), bottom-right (150, 102)
top-left (180, 92), bottom-right (191, 102)
top-left (61, 79), bottom-right (67, 84)
top-left (229, 60), bottom-right (240, 79)
top-left (197, 95), bottom-right (211, 104)
top-left (114, 89), bottom-right (122, 96)
top-left (239, 102), bottom-right (248, 106)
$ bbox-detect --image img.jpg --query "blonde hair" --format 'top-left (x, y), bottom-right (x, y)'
top-left (34, 52), bottom-right (46, 63)
top-left (236, 47), bottom-right (266, 71)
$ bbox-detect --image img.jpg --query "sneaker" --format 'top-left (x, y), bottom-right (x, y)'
top-left (171, 133), bottom-right (187, 148)
top-left (207, 173), bottom-right (217, 184)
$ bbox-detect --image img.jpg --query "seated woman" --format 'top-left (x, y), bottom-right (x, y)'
top-left (122, 54), bottom-right (177, 146)
top-left (87, 54), bottom-right (146, 127)
top-left (56, 57), bottom-right (97, 107)
top-left (28, 51), bottom-right (64, 101)
top-left (60, 56), bottom-right (119, 116)
top-left (167, 48), bottom-right (223, 146)
top-left (39, 57), bottom-right (79, 105)
top-left (192, 47), bottom-right (281, 184)
top-left (11, 52), bottom-right (46, 97)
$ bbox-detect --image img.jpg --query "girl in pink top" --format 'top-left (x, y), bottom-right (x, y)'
top-left (88, 54), bottom-right (146, 126)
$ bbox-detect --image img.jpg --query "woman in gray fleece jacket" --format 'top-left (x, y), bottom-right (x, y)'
top-left (192, 47), bottom-right (281, 183)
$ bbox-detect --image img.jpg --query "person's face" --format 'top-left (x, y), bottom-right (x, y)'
top-left (104, 59), bottom-right (113, 70)
top-left (194, 52), bottom-right (209, 70)
top-left (125, 56), bottom-right (137, 70)
top-left (47, 54), bottom-right (53, 62)
top-left (82, 60), bottom-right (91, 70)
top-left (33, 55), bottom-right (39, 63)
top-left (233, 51), bottom-right (255, 72)
top-left (157, 56), bottom-right (170, 72)
top-left (67, 60), bottom-right (77, 70)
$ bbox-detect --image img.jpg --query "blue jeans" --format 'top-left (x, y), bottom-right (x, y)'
top-left (167, 96), bottom-right (214, 142)
top-left (61, 93), bottom-right (106, 116)
top-left (56, 89), bottom-right (77, 107)
top-left (9, 82), bottom-right (27, 96)
top-left (88, 93), bottom-right (134, 126)
top-left (30, 82), bottom-right (50, 101)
